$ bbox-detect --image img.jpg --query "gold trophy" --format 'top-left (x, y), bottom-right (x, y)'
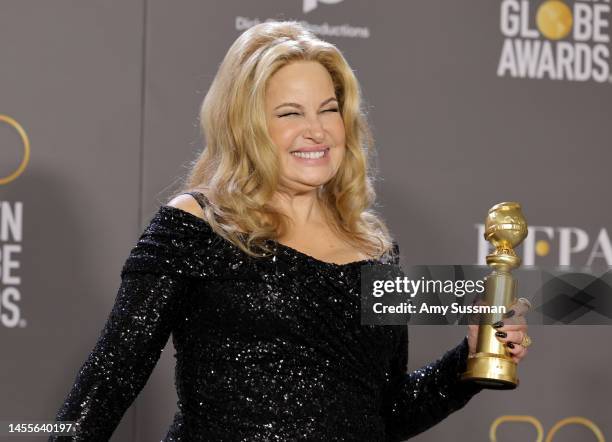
top-left (460, 202), bottom-right (528, 389)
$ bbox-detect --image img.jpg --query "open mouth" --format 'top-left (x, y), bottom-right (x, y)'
top-left (290, 148), bottom-right (330, 159)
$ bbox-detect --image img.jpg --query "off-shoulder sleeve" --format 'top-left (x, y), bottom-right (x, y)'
top-left (380, 242), bottom-right (484, 442)
top-left (49, 207), bottom-right (200, 441)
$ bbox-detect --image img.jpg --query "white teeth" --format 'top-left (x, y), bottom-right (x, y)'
top-left (291, 150), bottom-right (326, 159)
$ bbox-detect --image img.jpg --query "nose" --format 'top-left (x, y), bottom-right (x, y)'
top-left (303, 115), bottom-right (325, 142)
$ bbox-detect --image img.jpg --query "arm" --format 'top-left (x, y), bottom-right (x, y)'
top-left (380, 241), bottom-right (484, 441)
top-left (49, 209), bottom-right (194, 441)
top-left (381, 327), bottom-right (483, 441)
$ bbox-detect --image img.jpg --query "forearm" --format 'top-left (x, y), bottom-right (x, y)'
top-left (383, 336), bottom-right (484, 441)
top-left (49, 273), bottom-right (186, 441)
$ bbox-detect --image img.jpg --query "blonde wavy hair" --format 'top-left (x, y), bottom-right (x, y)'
top-left (172, 20), bottom-right (394, 259)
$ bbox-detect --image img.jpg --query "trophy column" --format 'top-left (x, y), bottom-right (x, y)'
top-left (460, 202), bottom-right (528, 389)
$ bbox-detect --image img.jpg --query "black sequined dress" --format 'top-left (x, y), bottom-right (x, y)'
top-left (50, 192), bottom-right (483, 442)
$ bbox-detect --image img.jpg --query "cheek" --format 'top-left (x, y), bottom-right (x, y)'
top-left (330, 117), bottom-right (346, 144)
top-left (333, 146), bottom-right (346, 167)
top-left (269, 122), bottom-right (301, 149)
top-left (334, 124), bottom-right (347, 162)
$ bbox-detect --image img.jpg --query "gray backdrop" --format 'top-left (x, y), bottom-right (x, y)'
top-left (1, 1), bottom-right (611, 441)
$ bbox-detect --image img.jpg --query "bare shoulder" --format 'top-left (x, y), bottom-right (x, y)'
top-left (166, 194), bottom-right (205, 220)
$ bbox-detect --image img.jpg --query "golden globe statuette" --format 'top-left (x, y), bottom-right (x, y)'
top-left (460, 202), bottom-right (528, 389)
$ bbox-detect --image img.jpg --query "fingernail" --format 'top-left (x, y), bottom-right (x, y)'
top-left (492, 321), bottom-right (504, 328)
top-left (507, 342), bottom-right (515, 349)
top-left (495, 331), bottom-right (507, 338)
top-left (503, 310), bottom-right (515, 319)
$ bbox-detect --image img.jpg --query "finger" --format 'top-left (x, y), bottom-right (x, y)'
top-left (514, 315), bottom-right (527, 325)
top-left (494, 330), bottom-right (524, 344)
top-left (509, 346), bottom-right (528, 364)
top-left (501, 314), bottom-right (526, 326)
top-left (502, 308), bottom-right (528, 325)
top-left (491, 323), bottom-right (528, 332)
top-left (506, 342), bottom-right (526, 357)
top-left (506, 298), bottom-right (531, 318)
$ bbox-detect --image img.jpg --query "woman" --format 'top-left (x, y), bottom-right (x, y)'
top-left (51, 21), bottom-right (529, 441)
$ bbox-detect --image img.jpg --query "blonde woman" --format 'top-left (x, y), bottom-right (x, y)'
top-left (51, 21), bottom-right (528, 441)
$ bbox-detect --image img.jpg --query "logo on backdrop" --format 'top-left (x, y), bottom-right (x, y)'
top-left (303, 0), bottom-right (344, 14)
top-left (476, 224), bottom-right (612, 268)
top-left (0, 114), bottom-right (30, 186)
top-left (490, 415), bottom-right (605, 441)
top-left (235, 0), bottom-right (370, 39)
top-left (1, 114), bottom-right (28, 329)
top-left (497, 0), bottom-right (612, 82)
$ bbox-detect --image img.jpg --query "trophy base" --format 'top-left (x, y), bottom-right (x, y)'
top-left (460, 352), bottom-right (518, 390)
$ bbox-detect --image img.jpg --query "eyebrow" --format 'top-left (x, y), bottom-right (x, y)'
top-left (273, 97), bottom-right (338, 111)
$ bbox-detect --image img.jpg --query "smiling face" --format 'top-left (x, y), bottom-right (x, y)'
top-left (265, 60), bottom-right (346, 194)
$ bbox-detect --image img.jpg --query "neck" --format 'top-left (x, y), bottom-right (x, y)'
top-left (269, 187), bottom-right (328, 228)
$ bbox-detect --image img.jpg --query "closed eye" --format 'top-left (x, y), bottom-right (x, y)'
top-left (278, 108), bottom-right (339, 118)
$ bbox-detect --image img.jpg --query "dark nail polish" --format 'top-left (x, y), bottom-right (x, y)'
top-left (492, 321), bottom-right (504, 328)
top-left (503, 310), bottom-right (515, 319)
top-left (507, 342), bottom-right (515, 349)
top-left (495, 331), bottom-right (507, 338)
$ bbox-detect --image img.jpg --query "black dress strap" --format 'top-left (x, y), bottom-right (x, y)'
top-left (185, 191), bottom-right (208, 210)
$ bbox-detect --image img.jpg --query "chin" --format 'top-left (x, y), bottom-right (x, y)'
top-left (299, 174), bottom-right (334, 187)
top-left (282, 177), bottom-right (330, 192)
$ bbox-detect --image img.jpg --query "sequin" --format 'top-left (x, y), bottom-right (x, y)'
top-left (49, 192), bottom-right (483, 442)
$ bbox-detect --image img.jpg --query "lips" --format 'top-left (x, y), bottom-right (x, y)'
top-left (290, 148), bottom-right (330, 161)
top-left (290, 145), bottom-right (330, 153)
